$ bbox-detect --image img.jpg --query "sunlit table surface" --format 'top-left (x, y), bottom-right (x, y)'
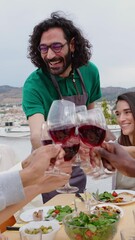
top-left (3, 193), bottom-right (135, 239)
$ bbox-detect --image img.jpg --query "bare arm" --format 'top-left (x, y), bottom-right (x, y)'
top-left (87, 102), bottom-right (95, 109)
top-left (121, 146), bottom-right (135, 159)
top-left (95, 142), bottom-right (135, 177)
top-left (28, 113), bottom-right (44, 149)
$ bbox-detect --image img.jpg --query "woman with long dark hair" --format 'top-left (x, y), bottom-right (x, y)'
top-left (113, 91), bottom-right (135, 190)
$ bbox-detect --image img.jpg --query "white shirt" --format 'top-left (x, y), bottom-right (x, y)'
top-left (0, 171), bottom-right (25, 211)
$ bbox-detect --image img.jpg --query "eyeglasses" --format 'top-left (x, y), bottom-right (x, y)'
top-left (38, 42), bottom-right (67, 54)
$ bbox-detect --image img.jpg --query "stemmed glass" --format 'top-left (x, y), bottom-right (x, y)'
top-left (72, 105), bottom-right (87, 167)
top-left (41, 121), bottom-right (65, 175)
top-left (72, 105), bottom-right (93, 174)
top-left (47, 99), bottom-right (80, 193)
top-left (77, 108), bottom-right (109, 178)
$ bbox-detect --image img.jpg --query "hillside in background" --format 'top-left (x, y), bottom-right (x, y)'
top-left (0, 85), bottom-right (22, 104)
top-left (101, 86), bottom-right (135, 101)
top-left (0, 85), bottom-right (135, 104)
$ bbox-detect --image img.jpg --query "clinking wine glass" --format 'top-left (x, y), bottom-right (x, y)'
top-left (41, 121), bottom-right (59, 174)
top-left (41, 121), bottom-right (69, 176)
top-left (77, 108), bottom-right (108, 178)
top-left (72, 105), bottom-right (93, 174)
top-left (73, 105), bottom-right (87, 167)
top-left (47, 99), bottom-right (80, 193)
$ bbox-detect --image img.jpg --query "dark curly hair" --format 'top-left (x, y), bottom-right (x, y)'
top-left (27, 11), bottom-right (92, 69)
top-left (116, 92), bottom-right (135, 146)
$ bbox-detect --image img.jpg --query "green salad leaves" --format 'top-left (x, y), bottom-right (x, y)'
top-left (45, 205), bottom-right (73, 222)
top-left (64, 211), bottom-right (120, 240)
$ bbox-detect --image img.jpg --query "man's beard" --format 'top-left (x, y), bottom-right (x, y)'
top-left (44, 50), bottom-right (72, 76)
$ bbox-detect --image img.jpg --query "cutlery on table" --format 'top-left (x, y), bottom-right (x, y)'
top-left (75, 193), bottom-right (85, 202)
top-left (6, 226), bottom-right (20, 231)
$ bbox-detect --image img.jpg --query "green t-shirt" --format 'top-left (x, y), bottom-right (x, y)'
top-left (22, 61), bottom-right (101, 120)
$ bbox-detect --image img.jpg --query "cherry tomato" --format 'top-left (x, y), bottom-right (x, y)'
top-left (85, 230), bottom-right (93, 237)
top-left (54, 209), bottom-right (60, 214)
top-left (75, 234), bottom-right (83, 240)
top-left (112, 191), bottom-right (118, 197)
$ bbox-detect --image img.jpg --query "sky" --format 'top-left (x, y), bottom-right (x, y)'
top-left (0, 0), bottom-right (135, 88)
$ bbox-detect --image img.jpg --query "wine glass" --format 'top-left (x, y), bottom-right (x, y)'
top-left (47, 99), bottom-right (80, 193)
top-left (71, 105), bottom-right (93, 175)
top-left (72, 106), bottom-right (93, 174)
top-left (41, 121), bottom-right (63, 175)
top-left (77, 108), bottom-right (110, 178)
top-left (41, 121), bottom-right (71, 176)
top-left (72, 105), bottom-right (87, 166)
top-left (84, 189), bottom-right (99, 212)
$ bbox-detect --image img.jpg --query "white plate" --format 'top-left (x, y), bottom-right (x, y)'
top-left (99, 189), bottom-right (135, 206)
top-left (91, 203), bottom-right (124, 218)
top-left (20, 206), bottom-right (55, 222)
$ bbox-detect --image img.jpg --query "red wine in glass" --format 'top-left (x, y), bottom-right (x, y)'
top-left (49, 126), bottom-right (76, 144)
top-left (41, 135), bottom-right (80, 162)
top-left (41, 139), bottom-right (53, 145)
top-left (41, 139), bottom-right (56, 165)
top-left (78, 124), bottom-right (106, 147)
top-left (47, 99), bottom-right (79, 193)
top-left (62, 143), bottom-right (80, 161)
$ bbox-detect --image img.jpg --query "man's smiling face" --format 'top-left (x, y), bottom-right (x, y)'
top-left (40, 28), bottom-right (74, 77)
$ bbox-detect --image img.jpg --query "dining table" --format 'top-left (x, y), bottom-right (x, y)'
top-left (3, 193), bottom-right (135, 239)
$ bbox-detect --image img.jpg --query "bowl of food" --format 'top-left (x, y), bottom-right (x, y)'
top-left (63, 208), bottom-right (121, 240)
top-left (19, 220), bottom-right (60, 240)
top-left (90, 203), bottom-right (124, 218)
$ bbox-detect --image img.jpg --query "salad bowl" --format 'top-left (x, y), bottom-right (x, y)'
top-left (63, 210), bottom-right (120, 240)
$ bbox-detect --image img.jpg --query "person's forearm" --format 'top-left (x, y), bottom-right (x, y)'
top-left (28, 113), bottom-right (44, 150)
top-left (123, 156), bottom-right (135, 177)
top-left (0, 185), bottom-right (39, 224)
top-left (31, 136), bottom-right (41, 150)
top-left (19, 166), bottom-right (41, 187)
top-left (122, 146), bottom-right (135, 159)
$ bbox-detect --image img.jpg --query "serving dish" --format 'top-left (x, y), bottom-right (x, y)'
top-left (63, 209), bottom-right (120, 240)
top-left (96, 189), bottom-right (135, 206)
top-left (19, 220), bottom-right (60, 240)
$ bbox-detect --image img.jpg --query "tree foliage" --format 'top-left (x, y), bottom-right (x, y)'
top-left (101, 98), bottom-right (117, 125)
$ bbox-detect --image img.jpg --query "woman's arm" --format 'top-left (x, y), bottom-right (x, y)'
top-left (121, 145), bottom-right (135, 158)
top-left (0, 172), bottom-right (70, 224)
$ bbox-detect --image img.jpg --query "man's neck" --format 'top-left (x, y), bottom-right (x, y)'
top-left (59, 66), bottom-right (72, 78)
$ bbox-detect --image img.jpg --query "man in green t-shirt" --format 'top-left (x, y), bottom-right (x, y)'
top-left (22, 11), bottom-right (101, 203)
